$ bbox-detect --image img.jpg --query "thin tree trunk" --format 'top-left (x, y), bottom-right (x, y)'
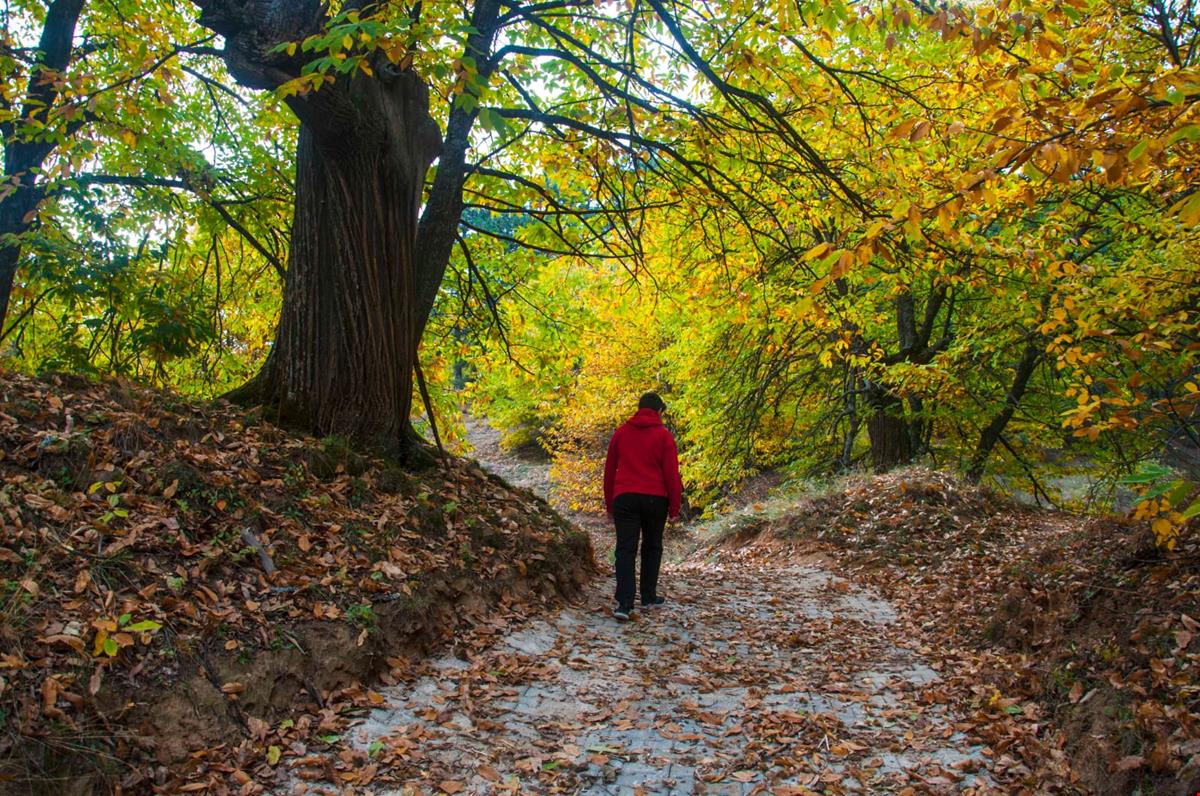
top-left (0, 0), bottom-right (87, 331)
top-left (967, 338), bottom-right (1042, 482)
top-left (839, 371), bottom-right (859, 470)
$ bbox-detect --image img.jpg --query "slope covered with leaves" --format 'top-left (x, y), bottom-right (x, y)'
top-left (706, 468), bottom-right (1200, 794)
top-left (0, 372), bottom-right (592, 794)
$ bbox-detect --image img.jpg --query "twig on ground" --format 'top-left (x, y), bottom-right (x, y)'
top-left (239, 527), bottom-right (276, 575)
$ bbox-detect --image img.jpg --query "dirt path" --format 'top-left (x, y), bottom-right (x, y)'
top-left (275, 422), bottom-right (1002, 794)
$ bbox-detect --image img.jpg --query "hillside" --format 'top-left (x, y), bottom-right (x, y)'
top-left (701, 468), bottom-right (1200, 795)
top-left (0, 373), bottom-right (593, 794)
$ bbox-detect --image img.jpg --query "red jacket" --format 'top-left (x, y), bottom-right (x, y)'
top-left (603, 408), bottom-right (683, 518)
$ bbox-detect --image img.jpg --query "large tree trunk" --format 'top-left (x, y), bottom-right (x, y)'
top-left (0, 195), bottom-right (36, 334)
top-left (197, 0), bottom-right (498, 454)
top-left (233, 72), bottom-right (441, 451)
top-left (866, 384), bottom-right (915, 472)
top-left (0, 0), bottom-right (87, 333)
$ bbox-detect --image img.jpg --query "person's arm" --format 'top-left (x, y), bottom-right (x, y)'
top-left (663, 430), bottom-right (683, 519)
top-left (603, 427), bottom-right (621, 514)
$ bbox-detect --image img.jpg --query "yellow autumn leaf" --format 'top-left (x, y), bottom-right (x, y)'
top-left (802, 242), bottom-right (830, 262)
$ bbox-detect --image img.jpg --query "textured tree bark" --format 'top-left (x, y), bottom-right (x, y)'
top-left (866, 385), bottom-right (915, 473)
top-left (246, 106), bottom-right (435, 447)
top-left (0, 0), bottom-right (87, 332)
top-left (196, 0), bottom-right (500, 454)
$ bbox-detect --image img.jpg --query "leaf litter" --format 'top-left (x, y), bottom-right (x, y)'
top-left (710, 467), bottom-right (1200, 795)
top-left (0, 373), bottom-right (592, 793)
top-left (274, 466), bottom-right (1199, 795)
top-left (275, 561), bottom-right (998, 795)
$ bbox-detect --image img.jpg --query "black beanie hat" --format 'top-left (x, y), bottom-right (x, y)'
top-left (638, 392), bottom-right (667, 412)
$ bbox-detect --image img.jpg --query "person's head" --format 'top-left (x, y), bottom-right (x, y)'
top-left (638, 391), bottom-right (667, 414)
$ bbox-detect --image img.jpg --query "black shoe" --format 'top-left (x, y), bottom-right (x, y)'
top-left (641, 595), bottom-right (666, 607)
top-left (612, 605), bottom-right (632, 621)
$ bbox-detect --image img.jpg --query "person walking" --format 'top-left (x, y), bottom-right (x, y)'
top-left (603, 392), bottom-right (683, 621)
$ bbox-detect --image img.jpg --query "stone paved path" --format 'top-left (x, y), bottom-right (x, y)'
top-left (276, 421), bottom-right (1002, 794)
top-left (281, 555), bottom-right (998, 795)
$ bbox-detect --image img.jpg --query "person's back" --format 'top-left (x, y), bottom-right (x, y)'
top-left (604, 392), bottom-right (683, 621)
top-left (605, 409), bottom-right (681, 515)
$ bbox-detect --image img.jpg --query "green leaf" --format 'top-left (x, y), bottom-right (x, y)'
top-left (1119, 462), bottom-right (1173, 485)
top-left (478, 107), bottom-right (500, 133)
top-left (125, 620), bottom-right (162, 633)
top-left (1167, 481), bottom-right (1193, 507)
top-left (103, 636), bottom-right (119, 657)
top-left (1145, 478), bottom-right (1184, 500)
top-left (1167, 124), bottom-right (1200, 146)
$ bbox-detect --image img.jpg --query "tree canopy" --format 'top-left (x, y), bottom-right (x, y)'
top-left (1, 0), bottom-right (1197, 537)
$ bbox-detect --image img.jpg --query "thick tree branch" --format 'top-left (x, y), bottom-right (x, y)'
top-left (414, 0), bottom-right (503, 330)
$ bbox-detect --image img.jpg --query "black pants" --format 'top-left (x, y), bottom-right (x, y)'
top-left (612, 492), bottom-right (667, 609)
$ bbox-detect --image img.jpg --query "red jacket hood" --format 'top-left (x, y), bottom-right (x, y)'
top-left (626, 408), bottom-right (663, 428)
top-left (604, 407), bottom-right (683, 518)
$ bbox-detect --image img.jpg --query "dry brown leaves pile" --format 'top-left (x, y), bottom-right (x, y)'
top-left (715, 467), bottom-right (1200, 795)
top-left (0, 372), bottom-right (592, 794)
